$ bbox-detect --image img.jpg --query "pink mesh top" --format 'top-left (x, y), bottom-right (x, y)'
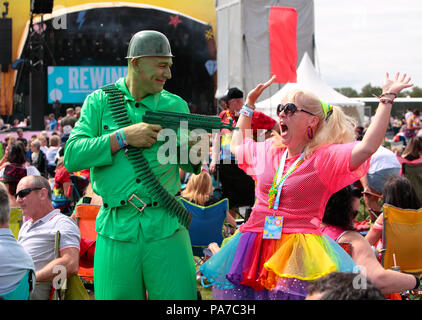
top-left (236, 138), bottom-right (370, 235)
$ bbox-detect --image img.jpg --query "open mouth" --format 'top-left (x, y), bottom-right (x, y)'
top-left (280, 124), bottom-right (288, 133)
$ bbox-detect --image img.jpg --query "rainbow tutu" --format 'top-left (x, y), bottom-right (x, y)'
top-left (198, 231), bottom-right (356, 300)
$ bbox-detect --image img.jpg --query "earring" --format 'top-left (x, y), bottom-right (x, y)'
top-left (307, 127), bottom-right (313, 139)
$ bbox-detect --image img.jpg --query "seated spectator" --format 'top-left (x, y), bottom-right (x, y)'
top-left (181, 170), bottom-right (236, 228)
top-left (16, 128), bottom-right (27, 148)
top-left (306, 272), bottom-right (385, 300)
top-left (30, 139), bottom-right (47, 177)
top-left (0, 164), bottom-right (27, 231)
top-left (0, 138), bottom-right (3, 160)
top-left (401, 136), bottom-right (422, 161)
top-left (392, 116), bottom-right (402, 135)
top-left (51, 157), bottom-right (72, 214)
top-left (393, 124), bottom-right (407, 147)
top-left (37, 134), bottom-right (49, 156)
top-left (0, 117), bottom-right (11, 131)
top-left (320, 185), bottom-right (419, 295)
top-left (17, 175), bottom-right (80, 300)
top-left (0, 144), bottom-right (40, 179)
top-left (404, 109), bottom-right (421, 142)
top-left (360, 145), bottom-right (401, 221)
top-left (4, 134), bottom-right (16, 146)
top-left (365, 176), bottom-right (422, 249)
top-left (46, 135), bottom-right (61, 178)
top-left (60, 108), bottom-right (77, 135)
top-left (0, 182), bottom-right (35, 299)
top-left (355, 126), bottom-right (364, 141)
top-left (60, 125), bottom-right (72, 147)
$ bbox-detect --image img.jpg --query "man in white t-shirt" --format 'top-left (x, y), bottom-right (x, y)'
top-left (17, 175), bottom-right (80, 300)
top-left (361, 145), bottom-right (401, 221)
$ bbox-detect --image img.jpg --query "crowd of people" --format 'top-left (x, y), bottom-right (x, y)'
top-left (0, 29), bottom-right (421, 302)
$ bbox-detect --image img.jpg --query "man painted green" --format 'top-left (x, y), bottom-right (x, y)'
top-left (64, 30), bottom-right (200, 300)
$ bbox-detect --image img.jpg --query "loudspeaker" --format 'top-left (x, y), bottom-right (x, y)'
top-left (31, 0), bottom-right (54, 14)
top-left (0, 18), bottom-right (12, 72)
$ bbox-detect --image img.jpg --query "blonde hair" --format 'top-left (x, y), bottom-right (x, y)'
top-left (181, 171), bottom-right (213, 206)
top-left (56, 156), bottom-right (65, 168)
top-left (272, 89), bottom-right (356, 158)
top-left (49, 135), bottom-right (60, 147)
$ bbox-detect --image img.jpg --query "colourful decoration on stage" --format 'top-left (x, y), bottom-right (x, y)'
top-left (168, 15), bottom-right (182, 28)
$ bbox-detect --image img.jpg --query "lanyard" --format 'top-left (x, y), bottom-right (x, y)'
top-left (225, 110), bottom-right (237, 126)
top-left (268, 149), bottom-right (305, 210)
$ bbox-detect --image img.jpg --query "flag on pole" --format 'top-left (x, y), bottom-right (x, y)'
top-left (269, 7), bottom-right (297, 83)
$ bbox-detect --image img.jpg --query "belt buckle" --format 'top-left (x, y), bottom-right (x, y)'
top-left (128, 194), bottom-right (147, 213)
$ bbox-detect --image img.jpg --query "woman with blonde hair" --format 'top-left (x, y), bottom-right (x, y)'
top-left (181, 171), bottom-right (236, 227)
top-left (199, 73), bottom-right (413, 300)
top-left (181, 171), bottom-right (214, 206)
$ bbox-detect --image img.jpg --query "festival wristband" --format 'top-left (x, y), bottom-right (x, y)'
top-left (239, 105), bottom-right (254, 118)
top-left (379, 98), bottom-right (394, 105)
top-left (115, 129), bottom-right (128, 148)
top-left (119, 128), bottom-right (128, 146)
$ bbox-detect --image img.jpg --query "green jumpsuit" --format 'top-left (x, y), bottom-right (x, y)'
top-left (64, 77), bottom-right (200, 299)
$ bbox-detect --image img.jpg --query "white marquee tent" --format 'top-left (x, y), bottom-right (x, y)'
top-left (255, 53), bottom-right (365, 125)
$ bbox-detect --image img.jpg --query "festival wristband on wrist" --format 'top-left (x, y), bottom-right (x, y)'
top-left (380, 92), bottom-right (397, 98)
top-left (115, 129), bottom-right (128, 148)
top-left (119, 128), bottom-right (128, 146)
top-left (372, 94), bottom-right (395, 105)
top-left (239, 105), bottom-right (254, 118)
top-left (379, 98), bottom-right (394, 105)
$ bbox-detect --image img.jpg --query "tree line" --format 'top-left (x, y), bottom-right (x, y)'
top-left (335, 84), bottom-right (422, 98)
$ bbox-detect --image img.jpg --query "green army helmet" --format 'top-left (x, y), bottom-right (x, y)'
top-left (125, 30), bottom-right (174, 59)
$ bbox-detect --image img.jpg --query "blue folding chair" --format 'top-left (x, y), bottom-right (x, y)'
top-left (2, 269), bottom-right (35, 300)
top-left (180, 198), bottom-right (228, 258)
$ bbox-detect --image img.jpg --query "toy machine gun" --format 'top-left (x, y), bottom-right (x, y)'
top-left (142, 110), bottom-right (238, 133)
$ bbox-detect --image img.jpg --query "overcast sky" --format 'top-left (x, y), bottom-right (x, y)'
top-left (313, 0), bottom-right (422, 92)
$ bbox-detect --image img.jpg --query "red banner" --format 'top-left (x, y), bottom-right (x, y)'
top-left (269, 7), bottom-right (297, 83)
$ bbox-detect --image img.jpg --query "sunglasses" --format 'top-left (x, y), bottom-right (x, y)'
top-left (277, 103), bottom-right (316, 117)
top-left (15, 187), bottom-right (42, 199)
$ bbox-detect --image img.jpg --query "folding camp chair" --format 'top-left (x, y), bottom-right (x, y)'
top-left (381, 203), bottom-right (422, 275)
top-left (9, 208), bottom-right (23, 239)
top-left (338, 242), bottom-right (353, 257)
top-left (402, 163), bottom-right (422, 203)
top-left (180, 198), bottom-right (228, 262)
top-left (52, 231), bottom-right (90, 300)
top-left (70, 174), bottom-right (90, 204)
top-left (75, 204), bottom-right (100, 283)
top-left (1, 269), bottom-right (35, 300)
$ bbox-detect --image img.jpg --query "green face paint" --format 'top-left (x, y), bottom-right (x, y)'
top-left (137, 56), bottom-right (173, 97)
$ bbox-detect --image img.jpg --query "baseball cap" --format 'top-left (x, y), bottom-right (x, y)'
top-left (221, 87), bottom-right (243, 101)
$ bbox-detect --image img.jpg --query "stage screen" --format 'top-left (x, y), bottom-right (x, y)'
top-left (17, 4), bottom-right (217, 115)
top-left (48, 66), bottom-right (128, 103)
